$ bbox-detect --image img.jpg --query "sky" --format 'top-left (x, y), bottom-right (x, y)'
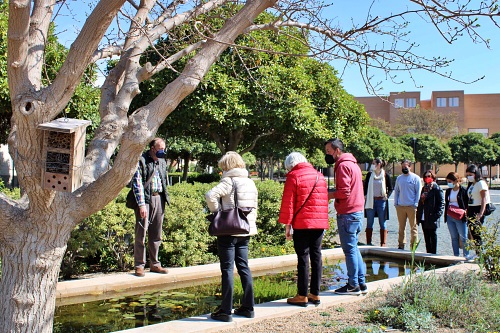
top-left (52, 1), bottom-right (500, 99)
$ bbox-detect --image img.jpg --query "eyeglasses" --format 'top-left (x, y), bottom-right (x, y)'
top-left (424, 175), bottom-right (432, 178)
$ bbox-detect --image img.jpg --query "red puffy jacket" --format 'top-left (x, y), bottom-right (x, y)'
top-left (278, 162), bottom-right (329, 230)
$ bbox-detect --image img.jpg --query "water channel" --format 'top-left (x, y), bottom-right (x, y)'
top-left (53, 255), bottom-right (442, 333)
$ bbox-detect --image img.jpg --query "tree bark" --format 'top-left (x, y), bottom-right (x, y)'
top-left (0, 216), bottom-right (70, 333)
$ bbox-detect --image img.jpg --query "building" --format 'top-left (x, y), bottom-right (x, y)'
top-left (355, 90), bottom-right (500, 178)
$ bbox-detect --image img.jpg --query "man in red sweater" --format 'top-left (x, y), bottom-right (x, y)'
top-left (325, 138), bottom-right (367, 295)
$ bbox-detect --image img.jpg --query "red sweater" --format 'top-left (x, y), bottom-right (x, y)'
top-left (333, 153), bottom-right (365, 214)
top-left (278, 163), bottom-right (329, 229)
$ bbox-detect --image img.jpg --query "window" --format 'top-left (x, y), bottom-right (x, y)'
top-left (449, 97), bottom-right (459, 107)
top-left (468, 128), bottom-right (489, 138)
top-left (394, 98), bottom-right (404, 108)
top-left (436, 97), bottom-right (447, 107)
top-left (406, 98), bottom-right (417, 108)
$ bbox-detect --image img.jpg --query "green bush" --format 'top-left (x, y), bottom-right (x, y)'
top-left (57, 178), bottom-right (336, 278)
top-left (366, 270), bottom-right (500, 332)
top-left (470, 217), bottom-right (500, 282)
top-left (161, 182), bottom-right (218, 267)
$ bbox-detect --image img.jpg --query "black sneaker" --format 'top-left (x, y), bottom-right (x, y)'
top-left (233, 306), bottom-right (255, 318)
top-left (210, 309), bottom-right (232, 322)
top-left (334, 284), bottom-right (361, 295)
top-left (359, 283), bottom-right (368, 295)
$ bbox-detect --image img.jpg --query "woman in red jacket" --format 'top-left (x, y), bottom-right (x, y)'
top-left (279, 152), bottom-right (329, 306)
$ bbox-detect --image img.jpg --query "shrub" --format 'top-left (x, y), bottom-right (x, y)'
top-left (470, 217), bottom-right (500, 282)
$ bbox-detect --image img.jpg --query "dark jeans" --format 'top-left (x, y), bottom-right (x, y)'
top-left (422, 227), bottom-right (437, 254)
top-left (217, 236), bottom-right (254, 315)
top-left (292, 229), bottom-right (324, 296)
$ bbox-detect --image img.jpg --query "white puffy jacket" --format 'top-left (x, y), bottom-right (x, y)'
top-left (205, 168), bottom-right (258, 236)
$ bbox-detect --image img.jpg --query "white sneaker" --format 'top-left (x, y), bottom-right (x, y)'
top-left (465, 254), bottom-right (476, 262)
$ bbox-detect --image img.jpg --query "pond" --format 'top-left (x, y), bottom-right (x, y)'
top-left (53, 256), bottom-right (441, 333)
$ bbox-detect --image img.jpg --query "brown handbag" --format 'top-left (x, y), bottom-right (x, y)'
top-left (206, 181), bottom-right (252, 236)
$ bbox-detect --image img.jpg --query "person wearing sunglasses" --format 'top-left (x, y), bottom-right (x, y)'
top-left (416, 170), bottom-right (444, 254)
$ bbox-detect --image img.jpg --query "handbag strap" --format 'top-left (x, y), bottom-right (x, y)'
top-left (292, 174), bottom-right (319, 223)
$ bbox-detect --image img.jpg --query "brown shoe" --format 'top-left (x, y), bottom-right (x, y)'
top-left (150, 265), bottom-right (169, 274)
top-left (308, 293), bottom-right (321, 305)
top-left (134, 267), bottom-right (145, 277)
top-left (287, 294), bottom-right (307, 307)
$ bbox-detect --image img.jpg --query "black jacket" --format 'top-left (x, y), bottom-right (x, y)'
top-left (416, 183), bottom-right (444, 229)
top-left (363, 171), bottom-right (393, 220)
top-left (444, 186), bottom-right (468, 223)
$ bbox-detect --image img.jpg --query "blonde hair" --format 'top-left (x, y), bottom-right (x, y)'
top-left (218, 151), bottom-right (245, 171)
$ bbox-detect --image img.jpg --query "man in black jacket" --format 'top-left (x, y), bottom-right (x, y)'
top-left (131, 138), bottom-right (171, 277)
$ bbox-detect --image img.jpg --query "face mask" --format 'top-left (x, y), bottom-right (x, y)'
top-left (467, 175), bottom-right (475, 183)
top-left (325, 154), bottom-right (335, 165)
top-left (155, 149), bottom-right (166, 159)
top-left (402, 167), bottom-right (409, 174)
top-left (369, 164), bottom-right (376, 172)
top-left (424, 177), bottom-right (433, 184)
top-left (447, 182), bottom-right (454, 188)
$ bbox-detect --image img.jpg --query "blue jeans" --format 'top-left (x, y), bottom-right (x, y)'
top-left (446, 215), bottom-right (469, 257)
top-left (217, 236), bottom-right (254, 314)
top-left (366, 199), bottom-right (387, 230)
top-left (337, 211), bottom-right (366, 287)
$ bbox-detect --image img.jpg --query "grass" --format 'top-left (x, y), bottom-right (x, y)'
top-left (364, 270), bottom-right (500, 332)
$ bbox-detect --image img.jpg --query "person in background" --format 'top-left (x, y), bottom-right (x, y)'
top-left (393, 160), bottom-right (421, 250)
top-left (324, 138), bottom-right (367, 296)
top-left (465, 164), bottom-right (490, 248)
top-left (278, 152), bottom-right (329, 307)
top-left (416, 170), bottom-right (444, 254)
top-left (444, 172), bottom-right (470, 258)
top-left (131, 138), bottom-right (170, 277)
top-left (363, 158), bottom-right (393, 246)
top-left (205, 152), bottom-right (258, 322)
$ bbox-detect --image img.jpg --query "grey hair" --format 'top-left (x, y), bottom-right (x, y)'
top-left (285, 152), bottom-right (308, 171)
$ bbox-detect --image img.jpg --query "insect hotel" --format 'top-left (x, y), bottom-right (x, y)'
top-left (38, 118), bottom-right (91, 192)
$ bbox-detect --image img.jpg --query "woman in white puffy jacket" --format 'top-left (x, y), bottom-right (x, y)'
top-left (205, 151), bottom-right (258, 322)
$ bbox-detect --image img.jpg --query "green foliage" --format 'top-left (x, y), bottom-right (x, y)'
top-left (348, 126), bottom-right (413, 163)
top-left (60, 179), bottom-right (335, 277)
top-left (399, 133), bottom-right (453, 165)
top-left (448, 132), bottom-right (499, 166)
top-left (61, 190), bottom-right (135, 279)
top-left (366, 270), bottom-right (500, 332)
top-left (469, 218), bottom-right (500, 282)
top-left (160, 182), bottom-right (218, 267)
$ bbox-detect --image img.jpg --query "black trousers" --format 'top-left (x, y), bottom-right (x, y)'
top-left (292, 229), bottom-right (324, 296)
top-left (422, 228), bottom-right (437, 254)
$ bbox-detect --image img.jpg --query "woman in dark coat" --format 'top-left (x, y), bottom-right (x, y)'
top-left (363, 158), bottom-right (393, 246)
top-left (416, 170), bottom-right (444, 254)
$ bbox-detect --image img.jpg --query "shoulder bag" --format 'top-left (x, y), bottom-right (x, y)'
top-left (291, 174), bottom-right (319, 224)
top-left (484, 202), bottom-right (496, 216)
top-left (126, 164), bottom-right (155, 210)
top-left (206, 181), bottom-right (252, 236)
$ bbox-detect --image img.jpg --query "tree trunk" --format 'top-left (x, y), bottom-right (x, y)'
top-left (0, 223), bottom-right (69, 333)
top-left (182, 152), bottom-right (190, 181)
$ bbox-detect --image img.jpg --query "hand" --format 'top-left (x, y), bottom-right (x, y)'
top-left (285, 225), bottom-right (292, 241)
top-left (139, 206), bottom-right (147, 219)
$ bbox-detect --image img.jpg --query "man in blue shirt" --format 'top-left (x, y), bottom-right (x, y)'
top-left (393, 160), bottom-right (421, 250)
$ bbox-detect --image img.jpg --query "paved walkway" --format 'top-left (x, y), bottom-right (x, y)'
top-left (56, 248), bottom-right (470, 333)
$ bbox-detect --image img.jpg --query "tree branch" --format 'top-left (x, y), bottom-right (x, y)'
top-left (7, 0), bottom-right (31, 92)
top-left (240, 131), bottom-right (274, 155)
top-left (44, 0), bottom-right (126, 117)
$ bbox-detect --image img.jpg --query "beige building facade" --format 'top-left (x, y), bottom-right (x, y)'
top-left (355, 90), bottom-right (500, 178)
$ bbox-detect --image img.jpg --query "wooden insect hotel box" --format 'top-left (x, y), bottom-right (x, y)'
top-left (38, 118), bottom-right (91, 192)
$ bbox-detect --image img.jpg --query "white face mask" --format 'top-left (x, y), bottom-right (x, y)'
top-left (467, 175), bottom-right (475, 183)
top-left (369, 164), bottom-right (376, 172)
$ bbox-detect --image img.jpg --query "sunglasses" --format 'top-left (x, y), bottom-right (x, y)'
top-left (424, 175), bottom-right (432, 178)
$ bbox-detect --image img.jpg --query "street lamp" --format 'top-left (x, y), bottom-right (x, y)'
top-left (411, 137), bottom-right (417, 171)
